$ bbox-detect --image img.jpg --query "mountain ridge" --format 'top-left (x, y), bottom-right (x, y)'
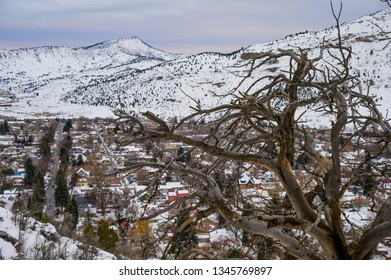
top-left (0, 9), bottom-right (390, 120)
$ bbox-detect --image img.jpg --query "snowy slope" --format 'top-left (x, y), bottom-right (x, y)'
top-left (0, 37), bottom-right (179, 80)
top-left (0, 205), bottom-right (116, 260)
top-left (0, 37), bottom-right (182, 118)
top-left (62, 9), bottom-right (391, 120)
top-left (0, 10), bottom-right (390, 119)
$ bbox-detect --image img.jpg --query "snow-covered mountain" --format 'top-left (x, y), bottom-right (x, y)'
top-left (0, 10), bottom-right (390, 119)
top-left (0, 37), bottom-right (183, 118)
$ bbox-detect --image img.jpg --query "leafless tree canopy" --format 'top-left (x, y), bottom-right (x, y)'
top-left (113, 9), bottom-right (391, 260)
top-left (381, 0), bottom-right (391, 8)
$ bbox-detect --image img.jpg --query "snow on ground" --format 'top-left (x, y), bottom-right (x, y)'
top-left (2, 10), bottom-right (389, 121)
top-left (0, 200), bottom-right (116, 260)
top-left (0, 98), bottom-right (115, 119)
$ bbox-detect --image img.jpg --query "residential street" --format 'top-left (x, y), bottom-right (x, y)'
top-left (45, 122), bottom-right (64, 216)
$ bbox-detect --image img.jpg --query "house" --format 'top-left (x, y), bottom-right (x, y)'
top-left (0, 189), bottom-right (19, 201)
top-left (145, 205), bottom-right (159, 217)
top-left (0, 135), bottom-right (14, 146)
top-left (167, 190), bottom-right (177, 203)
top-left (119, 220), bottom-right (129, 231)
top-left (177, 189), bottom-right (189, 199)
top-left (75, 166), bottom-right (92, 178)
top-left (167, 188), bottom-right (189, 203)
top-left (74, 196), bottom-right (97, 215)
top-left (118, 199), bottom-right (130, 208)
top-left (72, 146), bottom-right (86, 154)
top-left (165, 217), bottom-right (219, 248)
top-left (120, 145), bottom-right (142, 153)
top-left (237, 174), bottom-right (263, 190)
top-left (109, 177), bottom-right (122, 188)
top-left (70, 184), bottom-right (93, 196)
top-left (351, 198), bottom-right (370, 208)
top-left (75, 177), bottom-right (90, 187)
top-left (3, 146), bottom-right (17, 157)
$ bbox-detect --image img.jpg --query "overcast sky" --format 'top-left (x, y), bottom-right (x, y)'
top-left (0, 0), bottom-right (388, 54)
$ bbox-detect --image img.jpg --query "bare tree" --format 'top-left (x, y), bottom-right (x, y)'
top-left (88, 163), bottom-right (112, 217)
top-left (113, 6), bottom-right (391, 260)
top-left (381, 0), bottom-right (391, 8)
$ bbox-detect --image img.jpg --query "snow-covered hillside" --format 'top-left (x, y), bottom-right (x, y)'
top-left (0, 37), bottom-right (182, 118)
top-left (0, 203), bottom-right (115, 260)
top-left (0, 10), bottom-right (390, 119)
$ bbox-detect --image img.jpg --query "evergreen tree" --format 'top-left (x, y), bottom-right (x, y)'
top-left (40, 140), bottom-right (51, 158)
top-left (354, 151), bottom-right (377, 198)
top-left (76, 154), bottom-right (84, 166)
top-left (24, 157), bottom-right (35, 187)
top-left (28, 188), bottom-right (44, 220)
top-left (61, 134), bottom-right (73, 151)
top-left (63, 119), bottom-right (73, 133)
top-left (296, 153), bottom-right (311, 165)
top-left (66, 197), bottom-right (79, 229)
top-left (0, 122), bottom-right (4, 135)
top-left (34, 169), bottom-right (46, 202)
top-left (177, 146), bottom-right (191, 163)
top-left (28, 135), bottom-right (34, 144)
top-left (70, 172), bottom-right (80, 187)
top-left (3, 120), bottom-right (10, 134)
top-left (0, 120), bottom-right (10, 135)
top-left (1, 167), bottom-right (14, 176)
top-left (363, 168), bottom-right (376, 198)
top-left (59, 147), bottom-right (69, 165)
top-left (28, 169), bottom-right (46, 220)
top-left (97, 219), bottom-right (118, 252)
top-left (54, 168), bottom-right (69, 210)
top-left (83, 222), bottom-right (97, 246)
top-left (113, 122), bottom-right (121, 134)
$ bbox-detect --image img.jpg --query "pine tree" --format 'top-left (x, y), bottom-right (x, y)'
top-left (61, 134), bottom-right (73, 152)
top-left (40, 140), bottom-right (51, 158)
top-left (63, 119), bottom-right (73, 133)
top-left (76, 154), bottom-right (84, 166)
top-left (24, 157), bottom-right (35, 187)
top-left (27, 135), bottom-right (34, 144)
top-left (34, 169), bottom-right (46, 202)
top-left (0, 122), bottom-right (4, 135)
top-left (354, 151), bottom-right (377, 198)
top-left (70, 172), bottom-right (80, 187)
top-left (113, 122), bottom-right (121, 134)
top-left (3, 120), bottom-right (10, 134)
top-left (97, 219), bottom-right (118, 252)
top-left (27, 169), bottom-right (46, 220)
top-left (177, 146), bottom-right (191, 163)
top-left (0, 120), bottom-right (10, 135)
top-left (66, 197), bottom-right (79, 229)
top-left (82, 222), bottom-right (97, 246)
top-left (54, 168), bottom-right (69, 211)
top-left (60, 147), bottom-right (69, 165)
top-left (28, 189), bottom-right (44, 220)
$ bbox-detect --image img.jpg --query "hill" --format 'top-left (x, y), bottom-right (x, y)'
top-left (0, 10), bottom-right (390, 120)
top-left (0, 203), bottom-right (115, 260)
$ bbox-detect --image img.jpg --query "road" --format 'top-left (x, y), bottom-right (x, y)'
top-left (45, 122), bottom-right (64, 216)
top-left (94, 124), bottom-right (118, 171)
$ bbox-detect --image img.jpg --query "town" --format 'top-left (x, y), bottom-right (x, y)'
top-left (1, 114), bottom-right (390, 260)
